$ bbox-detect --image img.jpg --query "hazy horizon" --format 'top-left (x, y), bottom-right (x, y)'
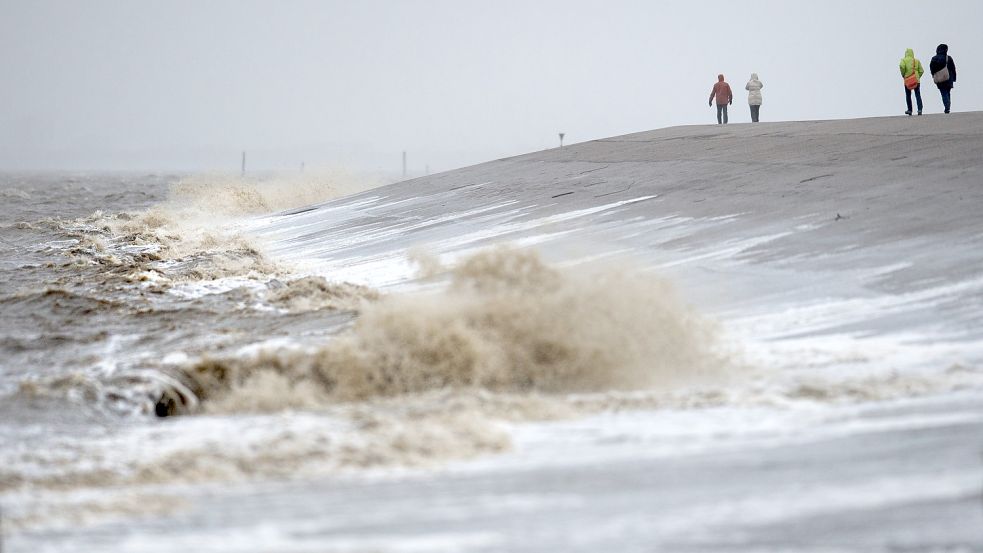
top-left (2, 0), bottom-right (981, 174)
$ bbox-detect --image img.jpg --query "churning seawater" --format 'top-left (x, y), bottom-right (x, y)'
top-left (0, 172), bottom-right (401, 528)
top-left (3, 172), bottom-right (982, 551)
top-left (0, 172), bottom-right (729, 532)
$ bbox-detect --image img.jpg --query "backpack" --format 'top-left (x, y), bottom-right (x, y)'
top-left (904, 60), bottom-right (920, 89)
top-left (933, 57), bottom-right (950, 83)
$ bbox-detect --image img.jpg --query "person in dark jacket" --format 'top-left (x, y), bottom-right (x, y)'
top-left (929, 44), bottom-right (957, 113)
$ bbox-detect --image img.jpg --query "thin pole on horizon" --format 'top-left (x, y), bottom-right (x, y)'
top-left (402, 151), bottom-right (407, 179)
top-left (559, 133), bottom-right (565, 149)
top-left (241, 151), bottom-right (246, 176)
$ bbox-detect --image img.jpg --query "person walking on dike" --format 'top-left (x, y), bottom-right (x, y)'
top-left (930, 43), bottom-right (957, 113)
top-left (709, 74), bottom-right (733, 124)
top-left (745, 73), bottom-right (763, 122)
top-left (900, 48), bottom-right (924, 116)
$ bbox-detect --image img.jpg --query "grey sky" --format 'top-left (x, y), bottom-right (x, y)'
top-left (1, 0), bottom-right (981, 173)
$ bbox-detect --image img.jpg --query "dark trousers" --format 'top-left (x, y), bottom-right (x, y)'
top-left (750, 105), bottom-right (760, 122)
top-left (940, 87), bottom-right (952, 112)
top-left (716, 104), bottom-right (728, 124)
top-left (905, 84), bottom-right (923, 114)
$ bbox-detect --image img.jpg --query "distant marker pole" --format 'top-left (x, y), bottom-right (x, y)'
top-left (241, 151), bottom-right (246, 176)
top-left (559, 133), bottom-right (565, 149)
top-left (402, 151), bottom-right (407, 178)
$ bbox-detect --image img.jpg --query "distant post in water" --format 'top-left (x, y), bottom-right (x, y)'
top-left (241, 151), bottom-right (246, 176)
top-left (402, 151), bottom-right (407, 179)
top-left (559, 133), bottom-right (565, 149)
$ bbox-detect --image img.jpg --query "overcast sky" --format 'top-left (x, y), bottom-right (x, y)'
top-left (1, 0), bottom-right (981, 173)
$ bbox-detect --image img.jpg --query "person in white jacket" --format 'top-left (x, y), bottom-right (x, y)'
top-left (745, 73), bottom-right (763, 122)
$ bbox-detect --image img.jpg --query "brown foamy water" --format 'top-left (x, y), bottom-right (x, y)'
top-left (161, 246), bottom-right (723, 417)
top-left (0, 171), bottom-right (735, 530)
top-left (1, 170), bottom-right (382, 396)
top-left (5, 171), bottom-right (981, 538)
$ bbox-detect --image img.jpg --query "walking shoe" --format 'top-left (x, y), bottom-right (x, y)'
top-left (905, 110), bottom-right (912, 116)
top-left (918, 110), bottom-right (922, 115)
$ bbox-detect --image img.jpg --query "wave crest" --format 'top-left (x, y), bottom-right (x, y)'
top-left (161, 247), bottom-right (723, 414)
top-left (266, 277), bottom-right (380, 312)
top-left (47, 170), bottom-right (377, 283)
top-left (168, 170), bottom-right (378, 216)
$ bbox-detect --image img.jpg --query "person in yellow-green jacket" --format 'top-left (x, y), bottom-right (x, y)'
top-left (900, 48), bottom-right (924, 116)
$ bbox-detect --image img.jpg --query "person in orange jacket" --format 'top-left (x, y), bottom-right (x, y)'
top-left (709, 74), bottom-right (733, 124)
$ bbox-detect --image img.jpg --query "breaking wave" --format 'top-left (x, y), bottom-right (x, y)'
top-left (168, 170), bottom-right (376, 217)
top-left (7, 242), bottom-right (983, 531)
top-left (157, 247), bottom-right (724, 415)
top-left (265, 276), bottom-right (380, 312)
top-left (8, 363), bottom-right (983, 519)
top-left (45, 170), bottom-right (379, 283)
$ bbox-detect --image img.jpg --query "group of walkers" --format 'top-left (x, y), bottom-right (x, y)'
top-left (900, 44), bottom-right (957, 116)
top-left (706, 43), bottom-right (957, 124)
top-left (708, 73), bottom-right (763, 124)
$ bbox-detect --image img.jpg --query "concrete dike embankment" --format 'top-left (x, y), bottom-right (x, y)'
top-left (255, 112), bottom-right (983, 346)
top-left (223, 113), bottom-right (983, 550)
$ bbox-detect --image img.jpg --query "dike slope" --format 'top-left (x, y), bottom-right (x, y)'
top-left (254, 113), bottom-right (983, 346)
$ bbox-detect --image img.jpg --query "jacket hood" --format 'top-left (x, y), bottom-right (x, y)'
top-left (937, 43), bottom-right (948, 55)
top-left (750, 73), bottom-right (759, 80)
top-left (904, 48), bottom-right (915, 59)
top-left (717, 74), bottom-right (725, 82)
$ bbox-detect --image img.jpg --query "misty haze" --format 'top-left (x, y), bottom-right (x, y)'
top-left (2, 1), bottom-right (983, 552)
